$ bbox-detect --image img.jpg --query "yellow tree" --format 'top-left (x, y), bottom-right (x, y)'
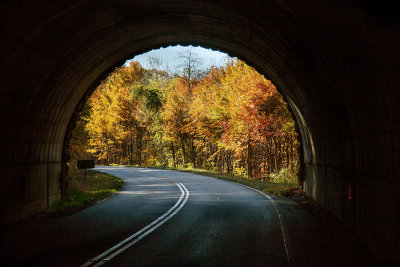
top-left (188, 66), bottom-right (232, 172)
top-left (86, 62), bottom-right (145, 165)
top-left (161, 78), bottom-right (193, 166)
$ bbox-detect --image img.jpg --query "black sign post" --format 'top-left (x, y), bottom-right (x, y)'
top-left (77, 160), bottom-right (95, 180)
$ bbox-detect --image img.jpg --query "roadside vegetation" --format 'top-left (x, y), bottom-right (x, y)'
top-left (43, 169), bottom-right (123, 217)
top-left (148, 165), bottom-right (297, 196)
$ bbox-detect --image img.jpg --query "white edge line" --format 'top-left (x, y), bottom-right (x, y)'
top-left (95, 191), bottom-right (117, 204)
top-left (239, 184), bottom-right (293, 266)
top-left (158, 171), bottom-right (292, 264)
top-left (81, 181), bottom-right (189, 267)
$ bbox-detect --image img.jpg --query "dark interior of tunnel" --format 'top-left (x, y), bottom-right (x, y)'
top-left (1, 0), bottom-right (399, 265)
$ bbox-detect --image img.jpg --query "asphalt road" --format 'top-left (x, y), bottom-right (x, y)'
top-left (2, 167), bottom-right (289, 266)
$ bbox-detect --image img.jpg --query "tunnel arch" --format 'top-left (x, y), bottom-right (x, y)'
top-left (1, 1), bottom-right (399, 265)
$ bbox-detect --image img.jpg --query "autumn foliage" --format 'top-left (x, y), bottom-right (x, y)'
top-left (69, 59), bottom-right (299, 182)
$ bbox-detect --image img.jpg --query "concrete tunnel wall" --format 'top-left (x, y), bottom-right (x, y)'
top-left (0, 0), bottom-right (399, 265)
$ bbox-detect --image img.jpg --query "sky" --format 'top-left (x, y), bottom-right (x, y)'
top-left (125, 45), bottom-right (231, 71)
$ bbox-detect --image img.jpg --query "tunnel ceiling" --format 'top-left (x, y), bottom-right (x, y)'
top-left (1, 0), bottom-right (399, 265)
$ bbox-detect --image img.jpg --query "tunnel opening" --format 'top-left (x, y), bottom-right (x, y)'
top-left (63, 45), bottom-right (304, 200)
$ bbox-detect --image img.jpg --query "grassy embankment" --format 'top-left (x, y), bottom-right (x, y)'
top-left (145, 166), bottom-right (298, 196)
top-left (43, 169), bottom-right (123, 217)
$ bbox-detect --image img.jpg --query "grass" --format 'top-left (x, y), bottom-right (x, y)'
top-left (43, 169), bottom-right (123, 217)
top-left (146, 166), bottom-right (298, 196)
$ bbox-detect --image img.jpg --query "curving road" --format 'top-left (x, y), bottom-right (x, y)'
top-left (3, 167), bottom-right (289, 266)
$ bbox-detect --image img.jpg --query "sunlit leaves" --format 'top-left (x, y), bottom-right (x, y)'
top-left (71, 57), bottom-right (298, 180)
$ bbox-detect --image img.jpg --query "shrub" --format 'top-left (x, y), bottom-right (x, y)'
top-left (271, 167), bottom-right (298, 185)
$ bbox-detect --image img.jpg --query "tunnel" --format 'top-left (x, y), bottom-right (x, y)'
top-left (1, 0), bottom-right (399, 265)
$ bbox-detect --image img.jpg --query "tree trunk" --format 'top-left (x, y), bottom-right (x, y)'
top-left (171, 142), bottom-right (176, 167)
top-left (247, 134), bottom-right (253, 178)
top-left (180, 135), bottom-right (187, 166)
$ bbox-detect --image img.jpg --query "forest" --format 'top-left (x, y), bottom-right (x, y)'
top-left (69, 50), bottom-right (299, 183)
